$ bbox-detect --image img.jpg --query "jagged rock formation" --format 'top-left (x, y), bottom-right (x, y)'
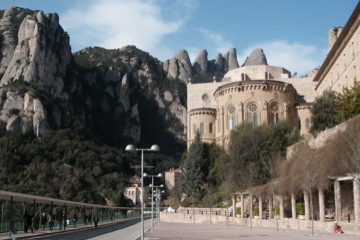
top-left (0, 7), bottom-right (72, 135)
top-left (163, 49), bottom-right (192, 83)
top-left (242, 48), bottom-right (268, 66)
top-left (215, 53), bottom-right (225, 72)
top-left (192, 49), bottom-right (208, 75)
top-left (0, 6), bottom-right (188, 146)
top-left (224, 48), bottom-right (239, 71)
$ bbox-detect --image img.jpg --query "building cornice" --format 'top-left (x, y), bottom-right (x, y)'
top-left (314, 1), bottom-right (360, 90)
top-left (188, 108), bottom-right (216, 116)
top-left (213, 80), bottom-right (296, 98)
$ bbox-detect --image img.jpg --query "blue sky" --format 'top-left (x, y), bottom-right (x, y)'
top-left (0, 0), bottom-right (358, 76)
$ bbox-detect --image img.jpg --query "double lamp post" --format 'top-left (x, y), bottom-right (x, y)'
top-left (125, 144), bottom-right (160, 240)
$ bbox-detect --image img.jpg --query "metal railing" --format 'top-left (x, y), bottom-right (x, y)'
top-left (0, 190), bottom-right (151, 235)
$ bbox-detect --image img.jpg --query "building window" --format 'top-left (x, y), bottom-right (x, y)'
top-left (193, 123), bottom-right (196, 133)
top-left (200, 123), bottom-right (205, 133)
top-left (247, 102), bottom-right (258, 126)
top-left (209, 123), bottom-right (213, 133)
top-left (228, 105), bottom-right (236, 130)
top-left (305, 118), bottom-right (311, 129)
top-left (269, 102), bottom-right (279, 124)
top-left (202, 94), bottom-right (209, 101)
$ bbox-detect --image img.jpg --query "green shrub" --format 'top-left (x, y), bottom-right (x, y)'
top-left (296, 203), bottom-right (305, 215)
top-left (272, 207), bottom-right (280, 216)
top-left (252, 208), bottom-right (259, 216)
top-left (235, 207), bottom-right (241, 215)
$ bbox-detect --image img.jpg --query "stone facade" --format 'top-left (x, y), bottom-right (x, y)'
top-left (187, 65), bottom-right (314, 148)
top-left (314, 2), bottom-right (360, 94)
top-left (164, 168), bottom-right (182, 190)
top-left (187, 2), bottom-right (360, 148)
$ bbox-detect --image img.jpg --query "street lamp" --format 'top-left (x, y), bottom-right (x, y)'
top-left (144, 173), bottom-right (162, 231)
top-left (125, 144), bottom-right (160, 240)
top-left (152, 185), bottom-right (164, 225)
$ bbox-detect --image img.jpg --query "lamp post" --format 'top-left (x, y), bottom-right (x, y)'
top-left (152, 185), bottom-right (164, 225)
top-left (125, 144), bottom-right (160, 240)
top-left (145, 173), bottom-right (162, 231)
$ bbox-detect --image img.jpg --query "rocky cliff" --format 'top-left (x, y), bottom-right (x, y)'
top-left (0, 6), bottom-right (188, 151)
top-left (0, 6), bottom-right (304, 152)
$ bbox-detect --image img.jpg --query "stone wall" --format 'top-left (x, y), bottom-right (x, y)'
top-left (160, 212), bottom-right (360, 235)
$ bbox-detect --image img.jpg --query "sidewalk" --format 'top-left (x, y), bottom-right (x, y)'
top-left (146, 222), bottom-right (358, 240)
top-left (0, 219), bottom-right (132, 240)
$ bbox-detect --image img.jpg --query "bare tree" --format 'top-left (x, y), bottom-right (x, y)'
top-left (343, 123), bottom-right (360, 174)
top-left (262, 154), bottom-right (282, 231)
top-left (297, 143), bottom-right (320, 236)
top-left (243, 161), bottom-right (258, 229)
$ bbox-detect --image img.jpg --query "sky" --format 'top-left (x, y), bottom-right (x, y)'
top-left (0, 0), bottom-right (358, 76)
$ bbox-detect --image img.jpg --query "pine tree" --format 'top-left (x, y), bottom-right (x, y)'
top-left (179, 132), bottom-right (206, 202)
top-left (310, 90), bottom-right (339, 134)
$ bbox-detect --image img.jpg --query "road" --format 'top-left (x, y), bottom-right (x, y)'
top-left (24, 219), bottom-right (153, 240)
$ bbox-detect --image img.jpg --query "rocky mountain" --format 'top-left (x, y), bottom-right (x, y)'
top-left (0, 6), bottom-right (302, 159)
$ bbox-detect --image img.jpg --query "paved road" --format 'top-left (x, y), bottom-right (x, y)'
top-left (146, 222), bottom-right (358, 240)
top-left (25, 219), bottom-right (150, 240)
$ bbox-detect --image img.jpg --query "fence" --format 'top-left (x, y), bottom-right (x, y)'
top-left (0, 190), bottom-right (149, 235)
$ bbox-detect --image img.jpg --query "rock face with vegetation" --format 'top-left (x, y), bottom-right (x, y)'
top-left (0, 6), bottom-right (291, 205)
top-left (0, 6), bottom-right (189, 203)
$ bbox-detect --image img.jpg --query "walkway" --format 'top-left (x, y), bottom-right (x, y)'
top-left (146, 222), bottom-right (357, 240)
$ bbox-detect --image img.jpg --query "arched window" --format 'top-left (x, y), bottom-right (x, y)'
top-left (227, 105), bottom-right (236, 130)
top-left (209, 123), bottom-right (213, 133)
top-left (193, 123), bottom-right (197, 134)
top-left (305, 118), bottom-right (311, 129)
top-left (200, 123), bottom-right (205, 133)
top-left (247, 102), bottom-right (258, 126)
top-left (269, 102), bottom-right (279, 124)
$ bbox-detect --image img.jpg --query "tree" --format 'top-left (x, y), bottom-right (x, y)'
top-left (297, 143), bottom-right (319, 236)
top-left (335, 81), bottom-right (360, 122)
top-left (179, 132), bottom-right (207, 203)
top-left (310, 90), bottom-right (339, 134)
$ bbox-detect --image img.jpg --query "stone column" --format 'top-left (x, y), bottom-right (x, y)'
top-left (240, 193), bottom-right (244, 220)
top-left (291, 193), bottom-right (296, 219)
top-left (232, 195), bottom-right (236, 219)
top-left (259, 197), bottom-right (263, 220)
top-left (318, 188), bottom-right (326, 222)
top-left (353, 178), bottom-right (360, 224)
top-left (269, 197), bottom-right (273, 219)
top-left (304, 191), bottom-right (310, 221)
top-left (279, 196), bottom-right (284, 219)
top-left (250, 193), bottom-right (253, 219)
top-left (334, 180), bottom-right (341, 222)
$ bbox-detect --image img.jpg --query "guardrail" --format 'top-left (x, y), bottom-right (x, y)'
top-left (0, 190), bottom-right (149, 237)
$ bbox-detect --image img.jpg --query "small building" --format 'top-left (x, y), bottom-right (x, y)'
top-left (165, 168), bottom-right (182, 190)
top-left (124, 175), bottom-right (150, 207)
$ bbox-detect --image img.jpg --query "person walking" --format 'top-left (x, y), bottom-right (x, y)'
top-left (23, 212), bottom-right (31, 233)
top-left (93, 215), bottom-right (99, 228)
top-left (47, 213), bottom-right (54, 231)
top-left (41, 213), bottom-right (47, 230)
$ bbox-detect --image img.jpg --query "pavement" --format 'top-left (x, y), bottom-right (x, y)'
top-left (145, 222), bottom-right (358, 240)
top-left (0, 219), bottom-right (127, 240)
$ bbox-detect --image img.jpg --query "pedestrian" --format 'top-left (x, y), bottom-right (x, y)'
top-left (41, 213), bottom-right (47, 230)
top-left (88, 213), bottom-right (92, 224)
top-left (47, 213), bottom-right (54, 231)
top-left (31, 214), bottom-right (36, 233)
top-left (23, 211), bottom-right (31, 233)
top-left (34, 212), bottom-right (40, 230)
top-left (93, 215), bottom-right (99, 228)
top-left (56, 210), bottom-right (63, 230)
